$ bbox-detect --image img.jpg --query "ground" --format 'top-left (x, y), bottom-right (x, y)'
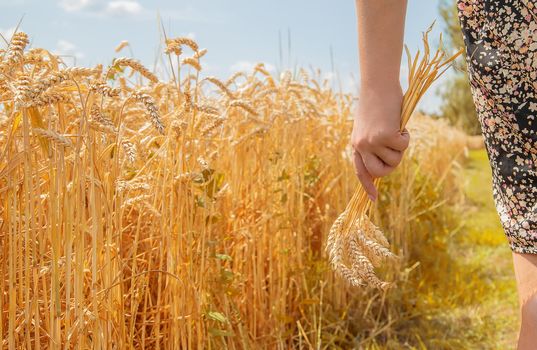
top-left (361, 149), bottom-right (520, 349)
top-left (456, 148), bottom-right (519, 348)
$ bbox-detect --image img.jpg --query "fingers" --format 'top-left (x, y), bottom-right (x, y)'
top-left (350, 126), bottom-right (410, 194)
top-left (374, 146), bottom-right (403, 168)
top-left (361, 152), bottom-right (394, 178)
top-left (352, 150), bottom-right (378, 201)
top-left (387, 128), bottom-right (410, 151)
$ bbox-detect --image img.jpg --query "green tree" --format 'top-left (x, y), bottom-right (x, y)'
top-left (436, 0), bottom-right (481, 135)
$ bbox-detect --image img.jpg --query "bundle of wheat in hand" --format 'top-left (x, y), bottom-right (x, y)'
top-left (325, 24), bottom-right (463, 290)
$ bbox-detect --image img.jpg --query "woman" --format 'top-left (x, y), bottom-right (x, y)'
top-left (352, 0), bottom-right (537, 348)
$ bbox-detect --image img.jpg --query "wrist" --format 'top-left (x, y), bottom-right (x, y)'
top-left (357, 81), bottom-right (402, 100)
top-left (359, 67), bottom-right (402, 92)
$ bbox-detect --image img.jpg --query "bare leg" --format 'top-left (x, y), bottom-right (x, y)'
top-left (512, 251), bottom-right (537, 349)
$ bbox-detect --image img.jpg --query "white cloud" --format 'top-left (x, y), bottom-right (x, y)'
top-left (54, 39), bottom-right (85, 62)
top-left (56, 0), bottom-right (209, 22)
top-left (58, 0), bottom-right (93, 12)
top-left (1, 0), bottom-right (29, 6)
top-left (159, 7), bottom-right (214, 23)
top-left (57, 0), bottom-right (144, 17)
top-left (105, 1), bottom-right (142, 15)
top-left (230, 60), bottom-right (275, 73)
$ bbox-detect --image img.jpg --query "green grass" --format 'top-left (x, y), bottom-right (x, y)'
top-left (386, 148), bottom-right (520, 349)
top-left (360, 149), bottom-right (520, 349)
top-left (462, 149), bottom-right (509, 246)
top-left (454, 148), bottom-right (519, 348)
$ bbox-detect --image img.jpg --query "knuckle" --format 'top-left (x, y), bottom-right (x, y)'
top-left (352, 136), bottom-right (371, 150)
top-left (350, 136), bottom-right (360, 149)
top-left (356, 137), bottom-right (369, 150)
top-left (370, 134), bottom-right (383, 146)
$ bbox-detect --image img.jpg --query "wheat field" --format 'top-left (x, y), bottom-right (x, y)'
top-left (0, 31), bottom-right (499, 349)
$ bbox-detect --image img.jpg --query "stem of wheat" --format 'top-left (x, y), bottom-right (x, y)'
top-left (326, 23), bottom-right (464, 289)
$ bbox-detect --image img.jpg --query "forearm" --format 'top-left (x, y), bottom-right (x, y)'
top-left (355, 0), bottom-right (407, 91)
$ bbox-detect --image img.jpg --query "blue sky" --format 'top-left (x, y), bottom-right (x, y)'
top-left (1, 0), bottom-right (452, 113)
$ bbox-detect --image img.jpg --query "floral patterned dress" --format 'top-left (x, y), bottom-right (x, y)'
top-left (457, 0), bottom-right (537, 254)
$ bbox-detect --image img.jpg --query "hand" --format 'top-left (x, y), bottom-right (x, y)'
top-left (350, 84), bottom-right (410, 201)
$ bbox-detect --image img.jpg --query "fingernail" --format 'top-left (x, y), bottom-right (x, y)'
top-left (368, 193), bottom-right (376, 202)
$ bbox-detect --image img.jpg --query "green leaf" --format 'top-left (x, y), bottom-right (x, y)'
top-left (207, 311), bottom-right (228, 324)
top-left (208, 327), bottom-right (234, 337)
top-left (201, 168), bottom-right (215, 182)
top-left (215, 253), bottom-right (232, 261)
top-left (220, 269), bottom-right (234, 284)
top-left (205, 214), bottom-right (221, 224)
top-left (277, 169), bottom-right (290, 181)
top-left (195, 194), bottom-right (205, 208)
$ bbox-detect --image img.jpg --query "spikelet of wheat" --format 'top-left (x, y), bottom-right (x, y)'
top-left (121, 140), bottom-right (137, 163)
top-left (165, 37), bottom-right (199, 56)
top-left (32, 128), bottom-right (72, 147)
top-left (2, 32), bottom-right (29, 67)
top-left (203, 76), bottom-right (235, 99)
top-left (181, 57), bottom-right (202, 71)
top-left (228, 100), bottom-right (258, 116)
top-left (193, 103), bottom-right (219, 116)
top-left (194, 48), bottom-right (208, 59)
top-left (32, 91), bottom-right (72, 107)
top-left (114, 40), bottom-right (130, 53)
top-left (325, 23), bottom-right (463, 290)
top-left (90, 81), bottom-right (121, 97)
top-left (131, 91), bottom-right (165, 135)
top-left (88, 103), bottom-right (118, 134)
top-left (13, 73), bottom-right (33, 108)
top-left (112, 57), bottom-right (159, 84)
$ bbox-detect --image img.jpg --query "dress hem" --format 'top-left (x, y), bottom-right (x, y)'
top-left (510, 244), bottom-right (537, 255)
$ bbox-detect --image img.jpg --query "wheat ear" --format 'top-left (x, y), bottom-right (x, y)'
top-left (326, 23), bottom-right (463, 289)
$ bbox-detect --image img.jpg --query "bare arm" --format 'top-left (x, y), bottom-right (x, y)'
top-left (351, 0), bottom-right (410, 201)
top-left (356, 0), bottom-right (407, 90)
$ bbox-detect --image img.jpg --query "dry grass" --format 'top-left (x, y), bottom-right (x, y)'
top-left (0, 30), bottom-right (484, 349)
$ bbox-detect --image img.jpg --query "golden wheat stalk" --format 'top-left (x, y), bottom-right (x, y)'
top-left (325, 23), bottom-right (463, 290)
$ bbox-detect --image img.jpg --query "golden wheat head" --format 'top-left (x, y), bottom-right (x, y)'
top-left (326, 23), bottom-right (464, 289)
